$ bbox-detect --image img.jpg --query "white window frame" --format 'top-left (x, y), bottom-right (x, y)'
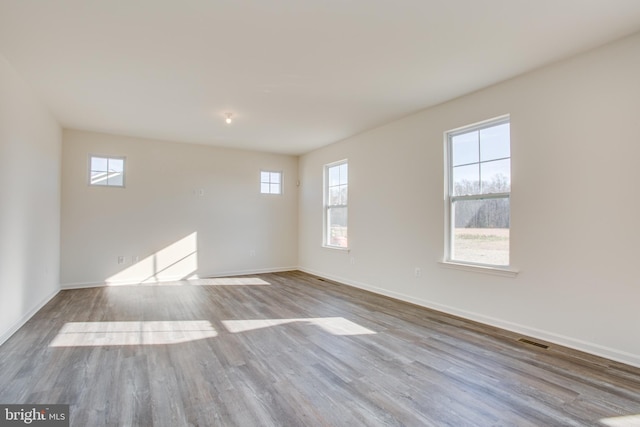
top-left (323, 159), bottom-right (348, 250)
top-left (260, 170), bottom-right (282, 195)
top-left (88, 155), bottom-right (126, 188)
top-left (444, 115), bottom-right (514, 272)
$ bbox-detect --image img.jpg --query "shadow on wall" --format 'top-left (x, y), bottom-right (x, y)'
top-left (106, 232), bottom-right (198, 285)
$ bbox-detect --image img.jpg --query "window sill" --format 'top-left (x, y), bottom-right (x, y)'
top-left (322, 245), bottom-right (350, 252)
top-left (438, 260), bottom-right (518, 277)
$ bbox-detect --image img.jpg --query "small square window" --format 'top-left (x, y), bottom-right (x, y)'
top-left (89, 155), bottom-right (125, 187)
top-left (260, 171), bottom-right (282, 194)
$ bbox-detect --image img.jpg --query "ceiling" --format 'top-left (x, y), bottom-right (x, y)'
top-left (2, 1), bottom-right (640, 155)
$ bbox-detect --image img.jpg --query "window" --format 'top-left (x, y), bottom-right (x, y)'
top-left (324, 160), bottom-right (348, 248)
top-left (260, 171), bottom-right (282, 194)
top-left (446, 116), bottom-right (510, 266)
top-left (89, 155), bottom-right (125, 187)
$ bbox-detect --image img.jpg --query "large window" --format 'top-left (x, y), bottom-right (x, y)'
top-left (446, 117), bottom-right (510, 266)
top-left (89, 155), bottom-right (125, 187)
top-left (324, 160), bottom-right (348, 248)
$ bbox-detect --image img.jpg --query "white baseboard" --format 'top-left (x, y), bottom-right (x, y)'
top-left (298, 267), bottom-right (640, 369)
top-left (62, 280), bottom-right (109, 289)
top-left (61, 266), bottom-right (299, 289)
top-left (205, 266), bottom-right (298, 278)
top-left (0, 288), bottom-right (60, 347)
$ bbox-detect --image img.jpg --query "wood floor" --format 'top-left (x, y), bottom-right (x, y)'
top-left (1, 271), bottom-right (639, 426)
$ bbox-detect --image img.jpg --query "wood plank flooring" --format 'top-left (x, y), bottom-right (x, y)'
top-left (1, 271), bottom-right (639, 426)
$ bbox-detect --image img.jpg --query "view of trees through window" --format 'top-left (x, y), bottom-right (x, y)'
top-left (449, 119), bottom-right (510, 266)
top-left (325, 161), bottom-right (348, 248)
top-left (453, 178), bottom-right (510, 229)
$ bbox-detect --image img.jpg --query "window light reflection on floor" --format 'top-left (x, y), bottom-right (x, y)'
top-left (49, 321), bottom-right (217, 347)
top-left (49, 317), bottom-right (374, 348)
top-left (600, 415), bottom-right (640, 427)
top-left (222, 317), bottom-right (376, 336)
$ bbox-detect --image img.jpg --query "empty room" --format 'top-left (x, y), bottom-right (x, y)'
top-left (2, 1), bottom-right (640, 426)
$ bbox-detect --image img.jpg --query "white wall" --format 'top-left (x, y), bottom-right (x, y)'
top-left (299, 32), bottom-right (640, 367)
top-left (0, 55), bottom-right (61, 344)
top-left (61, 130), bottom-right (298, 287)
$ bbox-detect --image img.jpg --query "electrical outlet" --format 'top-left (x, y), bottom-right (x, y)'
top-left (117, 256), bottom-right (125, 265)
top-left (414, 267), bottom-right (422, 277)
top-left (249, 249), bottom-right (256, 257)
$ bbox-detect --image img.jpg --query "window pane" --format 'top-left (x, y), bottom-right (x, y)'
top-left (90, 171), bottom-right (108, 185)
top-left (339, 184), bottom-right (348, 205)
top-left (480, 123), bottom-right (510, 161)
top-left (481, 159), bottom-right (510, 194)
top-left (329, 166), bottom-right (340, 187)
top-left (453, 164), bottom-right (480, 195)
top-left (270, 172), bottom-right (281, 184)
top-left (329, 187), bottom-right (341, 205)
top-left (452, 198), bottom-right (509, 265)
top-left (91, 157), bottom-right (108, 171)
top-left (109, 158), bottom-right (124, 173)
top-left (90, 156), bottom-right (125, 187)
top-left (109, 173), bottom-right (124, 187)
top-left (327, 207), bottom-right (348, 248)
top-left (339, 163), bottom-right (348, 185)
top-left (261, 183), bottom-right (270, 193)
top-left (270, 183), bottom-right (280, 194)
top-left (328, 185), bottom-right (347, 205)
top-left (452, 131), bottom-right (478, 166)
top-left (261, 171), bottom-right (270, 182)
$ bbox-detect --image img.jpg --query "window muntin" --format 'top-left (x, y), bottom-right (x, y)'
top-left (447, 118), bottom-right (510, 266)
top-left (89, 156), bottom-right (125, 187)
top-left (261, 171), bottom-right (282, 194)
top-left (324, 160), bottom-right (348, 248)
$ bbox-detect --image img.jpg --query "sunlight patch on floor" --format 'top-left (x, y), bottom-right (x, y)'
top-left (49, 321), bottom-right (217, 347)
top-left (222, 317), bottom-right (376, 336)
top-left (600, 415), bottom-right (640, 427)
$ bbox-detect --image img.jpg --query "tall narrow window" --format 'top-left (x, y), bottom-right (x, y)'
top-left (324, 160), bottom-right (348, 248)
top-left (89, 155), bottom-right (125, 187)
top-left (446, 117), bottom-right (510, 266)
top-left (261, 171), bottom-right (282, 194)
